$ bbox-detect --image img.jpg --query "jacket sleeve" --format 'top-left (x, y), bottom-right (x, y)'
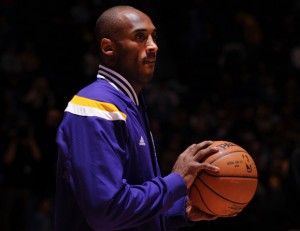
top-left (56, 112), bottom-right (187, 230)
top-left (164, 196), bottom-right (195, 230)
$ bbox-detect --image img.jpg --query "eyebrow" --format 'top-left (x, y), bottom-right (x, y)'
top-left (134, 28), bottom-right (157, 33)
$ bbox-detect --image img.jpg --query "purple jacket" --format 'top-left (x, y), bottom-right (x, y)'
top-left (54, 65), bottom-right (190, 231)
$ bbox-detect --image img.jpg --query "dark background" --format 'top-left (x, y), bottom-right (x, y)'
top-left (0, 0), bottom-right (300, 230)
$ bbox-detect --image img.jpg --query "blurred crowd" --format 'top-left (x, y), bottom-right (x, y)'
top-left (0, 0), bottom-right (300, 230)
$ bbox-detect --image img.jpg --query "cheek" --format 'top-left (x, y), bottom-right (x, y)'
top-left (115, 44), bottom-right (145, 72)
top-left (119, 44), bottom-right (143, 62)
top-left (120, 52), bottom-right (141, 68)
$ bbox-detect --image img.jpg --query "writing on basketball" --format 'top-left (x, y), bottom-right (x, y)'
top-left (214, 141), bottom-right (236, 151)
top-left (242, 154), bottom-right (253, 172)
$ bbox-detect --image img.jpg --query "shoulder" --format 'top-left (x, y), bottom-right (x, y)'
top-left (77, 79), bottom-right (131, 109)
top-left (64, 79), bottom-right (136, 121)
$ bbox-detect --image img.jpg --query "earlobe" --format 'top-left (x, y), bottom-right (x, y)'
top-left (101, 38), bottom-right (114, 56)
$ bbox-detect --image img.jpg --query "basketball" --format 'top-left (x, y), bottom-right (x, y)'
top-left (189, 140), bottom-right (258, 217)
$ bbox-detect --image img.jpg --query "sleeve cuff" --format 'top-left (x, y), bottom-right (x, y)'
top-left (165, 196), bottom-right (195, 229)
top-left (163, 173), bottom-right (187, 201)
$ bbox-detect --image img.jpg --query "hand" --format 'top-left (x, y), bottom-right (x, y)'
top-left (186, 197), bottom-right (218, 221)
top-left (172, 140), bottom-right (219, 190)
top-left (185, 196), bottom-right (239, 221)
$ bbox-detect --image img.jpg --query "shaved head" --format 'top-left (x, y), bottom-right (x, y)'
top-left (95, 5), bottom-right (147, 42)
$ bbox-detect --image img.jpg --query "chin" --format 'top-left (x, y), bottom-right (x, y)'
top-left (146, 71), bottom-right (155, 79)
top-left (145, 66), bottom-right (156, 75)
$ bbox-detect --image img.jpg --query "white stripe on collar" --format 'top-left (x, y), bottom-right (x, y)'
top-left (97, 65), bottom-right (139, 106)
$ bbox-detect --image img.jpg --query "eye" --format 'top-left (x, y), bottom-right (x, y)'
top-left (135, 32), bottom-right (146, 41)
top-left (152, 32), bottom-right (158, 43)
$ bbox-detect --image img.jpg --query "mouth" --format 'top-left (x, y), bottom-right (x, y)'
top-left (143, 59), bottom-right (156, 65)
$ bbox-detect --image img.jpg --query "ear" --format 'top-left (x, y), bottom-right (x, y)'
top-left (100, 38), bottom-right (115, 57)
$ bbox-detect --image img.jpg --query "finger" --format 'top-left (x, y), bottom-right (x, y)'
top-left (183, 141), bottom-right (214, 157)
top-left (224, 211), bottom-right (241, 217)
top-left (181, 143), bottom-right (197, 157)
top-left (201, 214), bottom-right (218, 221)
top-left (194, 140), bottom-right (213, 152)
top-left (188, 206), bottom-right (218, 221)
top-left (188, 140), bottom-right (213, 157)
top-left (191, 206), bottom-right (218, 220)
top-left (193, 144), bottom-right (219, 161)
top-left (227, 213), bottom-right (239, 217)
top-left (219, 213), bottom-right (239, 218)
top-left (196, 162), bottom-right (220, 172)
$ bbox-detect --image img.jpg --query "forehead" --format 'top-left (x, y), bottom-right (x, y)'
top-left (119, 10), bottom-right (156, 33)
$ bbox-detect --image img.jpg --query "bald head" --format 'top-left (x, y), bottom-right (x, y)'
top-left (95, 5), bottom-right (149, 42)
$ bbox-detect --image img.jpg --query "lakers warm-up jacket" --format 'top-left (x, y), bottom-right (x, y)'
top-left (54, 65), bottom-right (191, 231)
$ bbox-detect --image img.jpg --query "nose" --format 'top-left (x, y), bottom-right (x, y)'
top-left (146, 36), bottom-right (158, 53)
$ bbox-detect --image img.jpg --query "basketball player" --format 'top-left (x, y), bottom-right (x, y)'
top-left (54, 5), bottom-right (222, 231)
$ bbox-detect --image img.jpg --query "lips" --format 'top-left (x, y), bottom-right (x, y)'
top-left (144, 59), bottom-right (156, 65)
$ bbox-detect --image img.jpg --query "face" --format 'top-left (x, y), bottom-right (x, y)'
top-left (112, 10), bottom-right (158, 92)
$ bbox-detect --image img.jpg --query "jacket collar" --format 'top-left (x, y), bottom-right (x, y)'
top-left (97, 65), bottom-right (139, 106)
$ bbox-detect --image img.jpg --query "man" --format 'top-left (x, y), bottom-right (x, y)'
top-left (54, 5), bottom-right (221, 231)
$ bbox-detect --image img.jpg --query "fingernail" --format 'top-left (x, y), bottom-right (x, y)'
top-left (213, 166), bottom-right (220, 171)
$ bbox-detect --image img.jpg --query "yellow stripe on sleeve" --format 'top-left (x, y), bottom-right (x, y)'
top-left (65, 95), bottom-right (127, 121)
